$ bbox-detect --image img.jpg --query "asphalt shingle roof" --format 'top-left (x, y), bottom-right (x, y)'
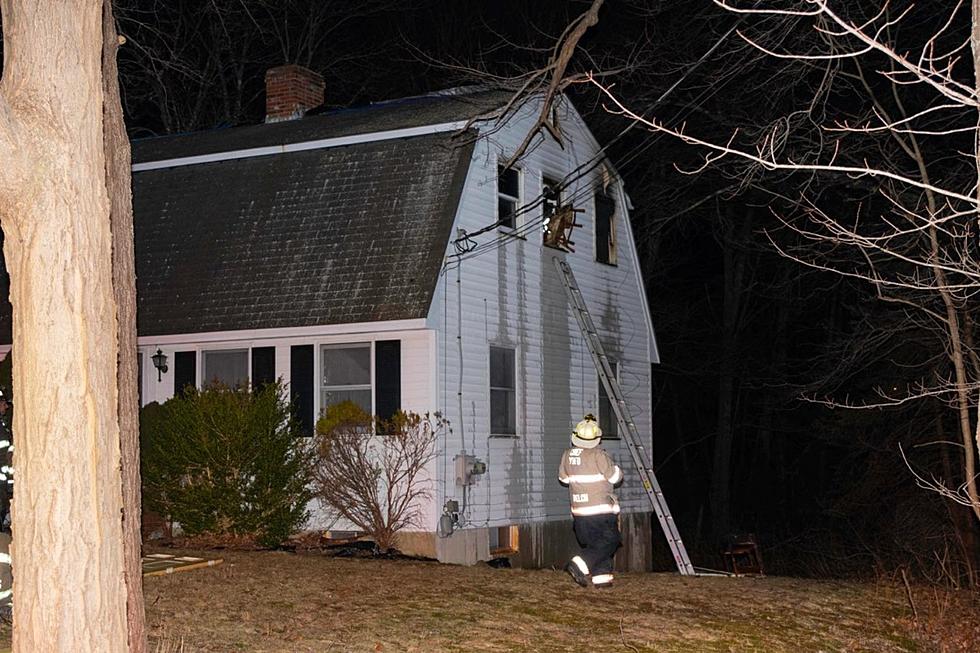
top-left (0, 88), bottom-right (502, 343)
top-left (134, 132), bottom-right (473, 336)
top-left (132, 89), bottom-right (507, 163)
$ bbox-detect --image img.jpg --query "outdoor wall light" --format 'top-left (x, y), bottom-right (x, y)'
top-left (151, 349), bottom-right (168, 382)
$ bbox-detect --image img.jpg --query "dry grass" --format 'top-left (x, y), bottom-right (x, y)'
top-left (0, 548), bottom-right (976, 651)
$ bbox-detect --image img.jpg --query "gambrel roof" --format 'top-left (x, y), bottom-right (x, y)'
top-left (0, 90), bottom-right (511, 342)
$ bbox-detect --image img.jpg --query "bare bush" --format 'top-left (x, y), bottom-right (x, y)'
top-left (312, 403), bottom-right (444, 553)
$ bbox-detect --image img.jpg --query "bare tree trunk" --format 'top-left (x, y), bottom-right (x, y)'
top-left (102, 2), bottom-right (147, 650)
top-left (0, 0), bottom-right (130, 649)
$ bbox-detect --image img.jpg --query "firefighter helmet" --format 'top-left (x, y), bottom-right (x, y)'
top-left (572, 413), bottom-right (602, 449)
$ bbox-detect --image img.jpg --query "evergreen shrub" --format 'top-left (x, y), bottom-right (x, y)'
top-left (141, 381), bottom-right (314, 547)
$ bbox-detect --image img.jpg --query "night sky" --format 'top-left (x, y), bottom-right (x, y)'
top-left (3, 0), bottom-right (977, 578)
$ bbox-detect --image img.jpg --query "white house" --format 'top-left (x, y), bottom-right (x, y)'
top-left (0, 65), bottom-right (663, 570)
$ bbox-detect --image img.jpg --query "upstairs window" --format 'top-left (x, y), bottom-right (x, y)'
top-left (595, 190), bottom-right (618, 265)
top-left (490, 346), bottom-right (517, 435)
top-left (202, 349), bottom-right (248, 387)
top-left (321, 344), bottom-right (372, 415)
top-left (497, 165), bottom-right (521, 230)
top-left (542, 176), bottom-right (562, 247)
top-left (598, 361), bottom-right (620, 439)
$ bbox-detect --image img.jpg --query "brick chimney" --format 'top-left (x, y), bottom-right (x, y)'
top-left (264, 64), bottom-right (325, 123)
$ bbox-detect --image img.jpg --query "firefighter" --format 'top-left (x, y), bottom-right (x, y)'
top-left (558, 413), bottom-right (623, 587)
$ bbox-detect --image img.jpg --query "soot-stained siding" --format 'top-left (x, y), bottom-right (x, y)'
top-left (133, 133), bottom-right (473, 336)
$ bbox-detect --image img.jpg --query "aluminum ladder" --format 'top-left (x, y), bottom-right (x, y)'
top-left (553, 256), bottom-right (696, 576)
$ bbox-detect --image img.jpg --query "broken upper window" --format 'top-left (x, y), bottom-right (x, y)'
top-left (490, 345), bottom-right (516, 435)
top-left (595, 190), bottom-right (618, 265)
top-left (497, 164), bottom-right (521, 230)
top-left (542, 176), bottom-right (561, 247)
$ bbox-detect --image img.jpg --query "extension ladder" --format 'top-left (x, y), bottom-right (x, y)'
top-left (553, 256), bottom-right (696, 576)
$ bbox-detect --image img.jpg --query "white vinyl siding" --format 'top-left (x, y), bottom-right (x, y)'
top-left (430, 95), bottom-right (655, 529)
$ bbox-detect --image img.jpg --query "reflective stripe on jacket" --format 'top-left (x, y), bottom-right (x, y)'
top-left (558, 446), bottom-right (622, 516)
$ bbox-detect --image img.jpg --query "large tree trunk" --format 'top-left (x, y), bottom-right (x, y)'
top-left (102, 2), bottom-right (147, 650)
top-left (0, 0), bottom-right (131, 649)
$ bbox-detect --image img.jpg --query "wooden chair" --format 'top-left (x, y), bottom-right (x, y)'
top-left (721, 533), bottom-right (765, 576)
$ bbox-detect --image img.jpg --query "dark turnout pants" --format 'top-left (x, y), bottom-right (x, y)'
top-left (573, 513), bottom-right (621, 578)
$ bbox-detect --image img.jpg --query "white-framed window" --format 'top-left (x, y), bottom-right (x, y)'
top-left (595, 189), bottom-right (618, 265)
top-left (497, 164), bottom-right (521, 230)
top-left (202, 348), bottom-right (249, 387)
top-left (321, 343), bottom-right (372, 415)
top-left (489, 345), bottom-right (517, 435)
top-left (598, 361), bottom-right (620, 439)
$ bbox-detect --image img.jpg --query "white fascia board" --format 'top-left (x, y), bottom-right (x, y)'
top-left (615, 174), bottom-right (660, 364)
top-left (137, 318), bottom-right (428, 347)
top-left (131, 120), bottom-right (470, 172)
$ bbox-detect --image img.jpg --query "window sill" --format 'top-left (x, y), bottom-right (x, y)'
top-left (595, 259), bottom-right (618, 267)
top-left (497, 227), bottom-right (525, 240)
top-left (490, 547), bottom-right (519, 556)
top-left (490, 433), bottom-right (519, 439)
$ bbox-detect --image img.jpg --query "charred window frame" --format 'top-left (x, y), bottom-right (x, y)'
top-left (595, 190), bottom-right (618, 265)
top-left (497, 164), bottom-right (521, 230)
top-left (542, 175), bottom-right (562, 247)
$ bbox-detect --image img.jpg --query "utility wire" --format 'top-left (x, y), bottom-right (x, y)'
top-left (448, 14), bottom-right (746, 264)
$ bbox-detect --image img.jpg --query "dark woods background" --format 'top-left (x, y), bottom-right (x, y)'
top-left (2, 0), bottom-right (977, 582)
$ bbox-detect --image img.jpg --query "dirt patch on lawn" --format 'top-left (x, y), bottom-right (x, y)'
top-left (0, 548), bottom-right (975, 651)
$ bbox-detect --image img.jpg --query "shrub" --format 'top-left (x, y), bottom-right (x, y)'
top-left (313, 402), bottom-right (443, 553)
top-left (141, 381), bottom-right (315, 547)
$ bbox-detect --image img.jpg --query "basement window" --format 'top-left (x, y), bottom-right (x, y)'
top-left (202, 349), bottom-right (249, 388)
top-left (321, 344), bottom-right (372, 415)
top-left (598, 361), bottom-right (620, 439)
top-left (490, 346), bottom-right (516, 435)
top-left (595, 190), bottom-right (618, 265)
top-left (489, 525), bottom-right (520, 555)
top-left (497, 164), bottom-right (521, 230)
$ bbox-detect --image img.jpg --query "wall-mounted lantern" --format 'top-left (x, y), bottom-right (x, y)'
top-left (151, 349), bottom-right (168, 382)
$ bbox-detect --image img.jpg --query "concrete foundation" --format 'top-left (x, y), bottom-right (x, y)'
top-left (399, 512), bottom-right (654, 571)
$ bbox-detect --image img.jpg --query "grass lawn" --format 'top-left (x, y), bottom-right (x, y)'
top-left (2, 548), bottom-right (977, 651)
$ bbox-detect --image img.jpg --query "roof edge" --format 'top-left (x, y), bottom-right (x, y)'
top-left (132, 120), bottom-right (470, 172)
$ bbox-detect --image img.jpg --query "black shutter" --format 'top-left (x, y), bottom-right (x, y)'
top-left (375, 340), bottom-right (401, 427)
top-left (595, 193), bottom-right (614, 265)
top-left (290, 345), bottom-right (315, 436)
top-left (173, 351), bottom-right (196, 396)
top-left (251, 347), bottom-right (276, 393)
